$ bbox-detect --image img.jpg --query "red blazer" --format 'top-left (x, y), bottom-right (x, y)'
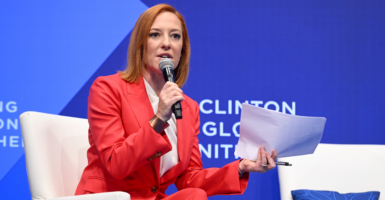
top-left (75, 74), bottom-right (249, 200)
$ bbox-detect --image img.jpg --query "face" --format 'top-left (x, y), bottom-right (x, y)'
top-left (145, 12), bottom-right (183, 74)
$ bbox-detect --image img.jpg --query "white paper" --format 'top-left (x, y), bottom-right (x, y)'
top-left (234, 103), bottom-right (326, 160)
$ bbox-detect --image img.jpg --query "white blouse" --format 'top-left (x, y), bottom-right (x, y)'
top-left (143, 78), bottom-right (179, 177)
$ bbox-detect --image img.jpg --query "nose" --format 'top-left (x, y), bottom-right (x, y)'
top-left (161, 36), bottom-right (171, 50)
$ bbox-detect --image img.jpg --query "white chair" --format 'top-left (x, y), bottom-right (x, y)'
top-left (20, 111), bottom-right (130, 200)
top-left (278, 143), bottom-right (385, 200)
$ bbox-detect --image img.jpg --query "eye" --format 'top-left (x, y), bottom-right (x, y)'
top-left (171, 33), bottom-right (181, 39)
top-left (149, 32), bottom-right (160, 37)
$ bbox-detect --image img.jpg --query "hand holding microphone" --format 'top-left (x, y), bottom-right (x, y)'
top-left (157, 58), bottom-right (183, 120)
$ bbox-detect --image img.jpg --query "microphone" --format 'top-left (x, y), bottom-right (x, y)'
top-left (159, 58), bottom-right (182, 119)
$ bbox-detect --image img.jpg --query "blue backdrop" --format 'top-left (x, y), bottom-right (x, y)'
top-left (1, 1), bottom-right (384, 199)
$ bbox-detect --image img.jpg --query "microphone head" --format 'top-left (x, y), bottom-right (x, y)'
top-left (159, 58), bottom-right (174, 71)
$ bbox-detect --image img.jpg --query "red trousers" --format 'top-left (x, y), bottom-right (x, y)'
top-left (162, 188), bottom-right (208, 200)
top-left (85, 188), bottom-right (208, 200)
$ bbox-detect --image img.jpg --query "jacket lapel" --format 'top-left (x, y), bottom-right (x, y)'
top-left (123, 78), bottom-right (161, 179)
top-left (124, 78), bottom-right (154, 128)
top-left (160, 100), bottom-right (192, 184)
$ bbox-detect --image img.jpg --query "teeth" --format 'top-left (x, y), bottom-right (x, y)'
top-left (162, 55), bottom-right (169, 58)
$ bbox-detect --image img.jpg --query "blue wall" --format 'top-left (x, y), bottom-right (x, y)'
top-left (1, 1), bottom-right (384, 199)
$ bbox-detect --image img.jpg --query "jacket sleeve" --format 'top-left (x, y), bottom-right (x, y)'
top-left (88, 77), bottom-right (172, 180)
top-left (174, 101), bottom-right (249, 196)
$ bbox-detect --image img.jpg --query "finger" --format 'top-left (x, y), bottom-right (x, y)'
top-left (162, 86), bottom-right (183, 98)
top-left (164, 92), bottom-right (184, 104)
top-left (160, 83), bottom-right (178, 95)
top-left (163, 83), bottom-right (182, 92)
top-left (169, 90), bottom-right (184, 98)
top-left (163, 81), bottom-right (180, 90)
top-left (256, 146), bottom-right (263, 165)
top-left (266, 152), bottom-right (276, 170)
top-left (262, 147), bottom-right (267, 166)
top-left (160, 87), bottom-right (183, 100)
top-left (253, 148), bottom-right (264, 173)
top-left (261, 146), bottom-right (267, 167)
top-left (161, 87), bottom-right (182, 96)
top-left (271, 150), bottom-right (278, 162)
top-left (169, 95), bottom-right (185, 105)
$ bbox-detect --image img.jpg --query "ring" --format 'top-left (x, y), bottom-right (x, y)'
top-left (261, 164), bottom-right (267, 167)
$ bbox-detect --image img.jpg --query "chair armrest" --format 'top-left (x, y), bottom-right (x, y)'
top-left (49, 192), bottom-right (130, 200)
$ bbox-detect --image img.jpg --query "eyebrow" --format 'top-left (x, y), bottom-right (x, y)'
top-left (150, 28), bottom-right (182, 32)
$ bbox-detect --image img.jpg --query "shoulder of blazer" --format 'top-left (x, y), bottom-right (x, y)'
top-left (92, 73), bottom-right (145, 95)
top-left (92, 73), bottom-right (199, 113)
top-left (93, 73), bottom-right (127, 87)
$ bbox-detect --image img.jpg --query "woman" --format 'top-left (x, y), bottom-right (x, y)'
top-left (75, 4), bottom-right (277, 200)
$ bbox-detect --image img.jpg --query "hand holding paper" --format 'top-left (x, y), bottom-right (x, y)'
top-left (239, 146), bottom-right (278, 174)
top-left (235, 103), bottom-right (326, 160)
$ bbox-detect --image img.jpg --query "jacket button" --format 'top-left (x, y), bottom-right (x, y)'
top-left (151, 186), bottom-right (157, 193)
top-left (156, 151), bottom-right (162, 156)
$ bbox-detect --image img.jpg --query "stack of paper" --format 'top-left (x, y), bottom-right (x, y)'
top-left (235, 103), bottom-right (326, 160)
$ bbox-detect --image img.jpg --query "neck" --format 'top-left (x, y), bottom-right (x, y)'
top-left (143, 69), bottom-right (165, 96)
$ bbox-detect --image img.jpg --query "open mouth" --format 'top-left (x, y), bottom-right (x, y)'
top-left (157, 54), bottom-right (173, 59)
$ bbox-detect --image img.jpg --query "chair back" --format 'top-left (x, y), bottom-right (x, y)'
top-left (20, 112), bottom-right (90, 200)
top-left (278, 143), bottom-right (385, 200)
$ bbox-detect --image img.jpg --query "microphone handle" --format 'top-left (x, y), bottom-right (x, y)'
top-left (162, 67), bottom-right (182, 119)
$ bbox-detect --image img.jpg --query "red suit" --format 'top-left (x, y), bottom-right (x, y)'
top-left (75, 73), bottom-right (249, 199)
